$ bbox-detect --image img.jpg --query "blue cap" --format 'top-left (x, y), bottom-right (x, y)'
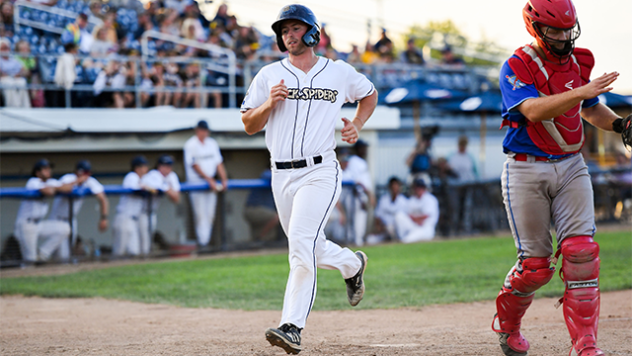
top-left (131, 155), bottom-right (148, 169)
top-left (33, 158), bottom-right (52, 171)
top-left (354, 139), bottom-right (368, 148)
top-left (413, 178), bottom-right (427, 188)
top-left (76, 159), bottom-right (92, 172)
top-left (196, 120), bottom-right (209, 130)
top-left (157, 154), bottom-right (174, 166)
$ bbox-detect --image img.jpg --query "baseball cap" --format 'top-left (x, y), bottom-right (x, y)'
top-left (33, 158), bottom-right (52, 171)
top-left (76, 159), bottom-right (92, 173)
top-left (157, 154), bottom-right (174, 166)
top-left (196, 120), bottom-right (209, 130)
top-left (131, 155), bottom-right (148, 169)
top-left (413, 178), bottom-right (427, 188)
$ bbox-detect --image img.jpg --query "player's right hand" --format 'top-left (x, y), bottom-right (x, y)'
top-left (206, 177), bottom-right (217, 191)
top-left (268, 79), bottom-right (288, 109)
top-left (579, 71), bottom-right (619, 99)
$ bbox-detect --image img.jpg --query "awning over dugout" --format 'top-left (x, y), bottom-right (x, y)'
top-left (0, 107), bottom-right (400, 152)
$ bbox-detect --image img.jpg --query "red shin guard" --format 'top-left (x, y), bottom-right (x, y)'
top-left (561, 236), bottom-right (603, 356)
top-left (493, 257), bottom-right (555, 353)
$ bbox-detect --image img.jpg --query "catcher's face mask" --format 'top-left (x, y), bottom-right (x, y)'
top-left (534, 22), bottom-right (581, 63)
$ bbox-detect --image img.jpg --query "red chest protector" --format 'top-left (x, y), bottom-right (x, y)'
top-left (505, 45), bottom-right (594, 155)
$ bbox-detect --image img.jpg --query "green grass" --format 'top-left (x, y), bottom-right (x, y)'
top-left (1, 231), bottom-right (630, 310)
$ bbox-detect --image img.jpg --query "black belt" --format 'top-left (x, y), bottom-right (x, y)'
top-left (275, 155), bottom-right (322, 170)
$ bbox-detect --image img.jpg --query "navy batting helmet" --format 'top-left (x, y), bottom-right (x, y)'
top-left (271, 4), bottom-right (320, 52)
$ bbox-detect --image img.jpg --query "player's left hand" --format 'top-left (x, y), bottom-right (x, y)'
top-left (98, 218), bottom-right (108, 232)
top-left (341, 117), bottom-right (360, 144)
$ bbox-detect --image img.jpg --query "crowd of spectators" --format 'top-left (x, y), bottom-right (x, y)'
top-left (0, 0), bottom-right (470, 109)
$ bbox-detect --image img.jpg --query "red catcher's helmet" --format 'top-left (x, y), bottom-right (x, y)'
top-left (522, 0), bottom-right (581, 63)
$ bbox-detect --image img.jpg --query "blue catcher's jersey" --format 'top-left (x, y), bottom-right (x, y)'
top-left (499, 56), bottom-right (599, 159)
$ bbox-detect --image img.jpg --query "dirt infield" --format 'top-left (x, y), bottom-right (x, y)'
top-left (0, 290), bottom-right (630, 356)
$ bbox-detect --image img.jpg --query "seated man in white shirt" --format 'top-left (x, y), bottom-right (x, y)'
top-left (139, 154), bottom-right (181, 254)
top-left (394, 178), bottom-right (439, 243)
top-left (39, 160), bottom-right (109, 261)
top-left (366, 176), bottom-right (408, 245)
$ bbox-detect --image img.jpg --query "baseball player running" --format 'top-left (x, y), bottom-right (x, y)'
top-left (492, 1), bottom-right (632, 356)
top-left (241, 4), bottom-right (378, 354)
top-left (139, 155), bottom-right (181, 254)
top-left (39, 160), bottom-right (109, 261)
top-left (13, 159), bottom-right (78, 263)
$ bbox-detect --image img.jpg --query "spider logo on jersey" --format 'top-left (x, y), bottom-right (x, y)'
top-left (287, 87), bottom-right (339, 103)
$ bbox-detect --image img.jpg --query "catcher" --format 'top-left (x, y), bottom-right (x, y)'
top-left (492, 0), bottom-right (632, 356)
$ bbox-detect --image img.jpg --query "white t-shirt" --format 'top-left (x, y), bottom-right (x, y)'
top-left (375, 193), bottom-right (409, 227)
top-left (49, 173), bottom-right (104, 220)
top-left (183, 136), bottom-right (223, 183)
top-left (15, 177), bottom-right (62, 223)
top-left (116, 172), bottom-right (144, 216)
top-left (241, 57), bottom-right (375, 161)
top-left (141, 169), bottom-right (181, 212)
top-left (346, 155), bottom-right (372, 192)
top-left (448, 152), bottom-right (478, 182)
top-left (406, 191), bottom-right (440, 228)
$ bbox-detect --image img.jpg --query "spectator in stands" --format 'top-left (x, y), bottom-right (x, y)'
top-left (440, 46), bottom-right (465, 67)
top-left (366, 176), bottom-right (409, 245)
top-left (347, 44), bottom-right (362, 64)
top-left (234, 26), bottom-right (259, 61)
top-left (91, 27), bottom-right (118, 56)
top-left (150, 62), bottom-right (168, 106)
top-left (163, 61), bottom-right (183, 106)
top-left (134, 12), bottom-right (156, 40)
top-left (185, 1), bottom-right (210, 29)
top-left (62, 13), bottom-right (93, 54)
top-left (374, 28), bottom-right (394, 61)
top-left (394, 178), bottom-right (439, 243)
top-left (158, 8), bottom-right (182, 38)
top-left (93, 60), bottom-right (126, 108)
top-left (447, 135), bottom-right (478, 235)
top-left (92, 12), bottom-right (118, 46)
top-left (0, 38), bottom-right (31, 108)
top-left (54, 43), bottom-right (78, 91)
top-left (40, 160), bottom-right (109, 261)
top-left (361, 41), bottom-right (379, 64)
top-left (13, 159), bottom-right (79, 263)
top-left (88, 0), bottom-right (105, 21)
top-left (181, 17), bottom-right (205, 42)
top-left (0, 2), bottom-right (14, 38)
top-left (139, 154), bottom-right (181, 255)
top-left (16, 40), bottom-right (44, 107)
top-left (183, 119), bottom-right (229, 247)
top-left (212, 3), bottom-right (230, 29)
top-left (181, 62), bottom-right (202, 108)
top-left (113, 155), bottom-right (150, 257)
top-left (431, 156), bottom-right (459, 236)
top-left (243, 170), bottom-right (281, 242)
top-left (315, 23), bottom-right (332, 55)
top-left (401, 38), bottom-right (424, 65)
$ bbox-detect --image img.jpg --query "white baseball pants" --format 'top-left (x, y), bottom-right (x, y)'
top-left (189, 191), bottom-right (217, 246)
top-left (394, 211), bottom-right (436, 243)
top-left (272, 151), bottom-right (361, 329)
top-left (112, 214), bottom-right (141, 256)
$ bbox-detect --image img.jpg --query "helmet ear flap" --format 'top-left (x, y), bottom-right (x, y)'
top-left (302, 26), bottom-right (320, 48)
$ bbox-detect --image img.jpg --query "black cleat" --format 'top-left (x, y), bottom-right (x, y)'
top-left (265, 323), bottom-right (302, 354)
top-left (345, 251), bottom-right (367, 306)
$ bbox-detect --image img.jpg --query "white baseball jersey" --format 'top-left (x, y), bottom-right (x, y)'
top-left (48, 174), bottom-right (104, 220)
top-left (183, 135), bottom-right (223, 183)
top-left (448, 152), bottom-right (478, 182)
top-left (141, 169), bottom-right (181, 212)
top-left (15, 177), bottom-right (62, 223)
top-left (375, 193), bottom-right (409, 227)
top-left (241, 57), bottom-right (375, 161)
top-left (116, 172), bottom-right (144, 217)
top-left (406, 191), bottom-right (440, 227)
top-left (347, 155), bottom-right (372, 191)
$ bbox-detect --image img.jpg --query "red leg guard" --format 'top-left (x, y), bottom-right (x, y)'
top-left (492, 257), bottom-right (555, 354)
top-left (561, 236), bottom-right (603, 356)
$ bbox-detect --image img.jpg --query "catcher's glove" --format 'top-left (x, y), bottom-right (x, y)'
top-left (616, 114), bottom-right (632, 149)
